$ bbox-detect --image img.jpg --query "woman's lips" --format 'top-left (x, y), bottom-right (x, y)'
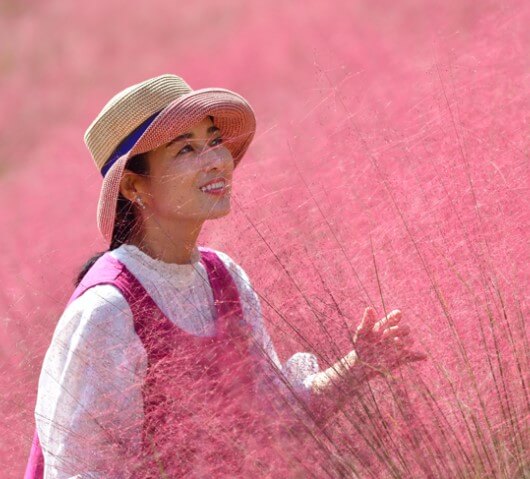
top-left (199, 178), bottom-right (230, 196)
top-left (201, 186), bottom-right (229, 196)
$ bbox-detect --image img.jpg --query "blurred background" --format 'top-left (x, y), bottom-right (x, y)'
top-left (1, 0), bottom-right (528, 477)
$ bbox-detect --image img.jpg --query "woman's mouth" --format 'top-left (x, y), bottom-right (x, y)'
top-left (199, 178), bottom-right (230, 196)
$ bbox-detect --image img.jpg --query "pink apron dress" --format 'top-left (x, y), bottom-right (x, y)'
top-left (24, 247), bottom-right (280, 478)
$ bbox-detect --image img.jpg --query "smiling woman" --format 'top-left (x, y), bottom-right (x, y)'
top-left (24, 74), bottom-right (424, 479)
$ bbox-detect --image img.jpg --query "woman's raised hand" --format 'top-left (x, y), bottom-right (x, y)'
top-left (308, 306), bottom-right (427, 422)
top-left (351, 306), bottom-right (427, 381)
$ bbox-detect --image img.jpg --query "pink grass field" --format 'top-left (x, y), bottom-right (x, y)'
top-left (0, 0), bottom-right (528, 477)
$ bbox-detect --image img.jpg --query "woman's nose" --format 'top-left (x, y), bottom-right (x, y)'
top-left (198, 146), bottom-right (233, 171)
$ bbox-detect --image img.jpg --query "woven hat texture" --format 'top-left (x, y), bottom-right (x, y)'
top-left (85, 74), bottom-right (193, 171)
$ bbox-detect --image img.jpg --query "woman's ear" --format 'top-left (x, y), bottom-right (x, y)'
top-left (119, 170), bottom-right (148, 204)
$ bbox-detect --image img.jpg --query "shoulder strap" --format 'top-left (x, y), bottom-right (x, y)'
top-left (67, 253), bottom-right (125, 306)
top-left (198, 247), bottom-right (245, 333)
top-left (70, 253), bottom-right (172, 341)
top-left (123, 247), bottom-right (246, 339)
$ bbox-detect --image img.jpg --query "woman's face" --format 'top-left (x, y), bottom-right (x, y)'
top-left (139, 116), bottom-right (234, 223)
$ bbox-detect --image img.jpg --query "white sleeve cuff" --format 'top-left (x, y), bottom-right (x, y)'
top-left (282, 352), bottom-right (320, 398)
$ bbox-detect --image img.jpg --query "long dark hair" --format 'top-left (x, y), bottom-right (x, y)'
top-left (74, 152), bottom-right (149, 286)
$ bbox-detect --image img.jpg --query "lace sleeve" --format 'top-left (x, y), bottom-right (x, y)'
top-left (214, 250), bottom-right (320, 404)
top-left (35, 285), bottom-right (146, 479)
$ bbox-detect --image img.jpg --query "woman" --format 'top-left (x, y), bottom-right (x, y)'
top-left (25, 74), bottom-right (424, 478)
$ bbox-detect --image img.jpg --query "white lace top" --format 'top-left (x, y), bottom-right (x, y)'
top-left (35, 244), bottom-right (320, 479)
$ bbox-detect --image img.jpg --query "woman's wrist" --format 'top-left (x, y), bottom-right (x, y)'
top-left (311, 350), bottom-right (358, 392)
top-left (307, 349), bottom-right (363, 423)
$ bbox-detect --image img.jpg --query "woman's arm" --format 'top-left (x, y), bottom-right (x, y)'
top-left (217, 251), bottom-right (426, 426)
top-left (306, 307), bottom-right (427, 423)
top-left (35, 285), bottom-right (146, 479)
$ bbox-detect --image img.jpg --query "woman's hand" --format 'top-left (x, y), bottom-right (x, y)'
top-left (309, 307), bottom-right (426, 421)
top-left (350, 306), bottom-right (427, 382)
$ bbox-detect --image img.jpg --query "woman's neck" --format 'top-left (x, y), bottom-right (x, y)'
top-left (129, 217), bottom-right (204, 264)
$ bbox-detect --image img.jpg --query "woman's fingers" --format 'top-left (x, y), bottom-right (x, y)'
top-left (357, 307), bottom-right (377, 337)
top-left (373, 309), bottom-right (402, 333)
top-left (382, 325), bottom-right (410, 339)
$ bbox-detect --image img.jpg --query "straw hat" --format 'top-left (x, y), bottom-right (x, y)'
top-left (84, 74), bottom-right (256, 243)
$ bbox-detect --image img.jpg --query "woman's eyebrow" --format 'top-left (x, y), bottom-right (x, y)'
top-left (165, 126), bottom-right (221, 148)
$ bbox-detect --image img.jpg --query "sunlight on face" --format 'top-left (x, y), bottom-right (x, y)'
top-left (145, 116), bottom-right (234, 222)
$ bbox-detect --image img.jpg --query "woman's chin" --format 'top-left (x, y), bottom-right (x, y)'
top-left (207, 206), bottom-right (231, 220)
top-left (194, 201), bottom-right (231, 220)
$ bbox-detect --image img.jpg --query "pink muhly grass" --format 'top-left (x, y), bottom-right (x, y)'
top-left (1, 0), bottom-right (528, 477)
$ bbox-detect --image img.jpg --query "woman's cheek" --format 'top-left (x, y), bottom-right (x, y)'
top-left (149, 177), bottom-right (180, 215)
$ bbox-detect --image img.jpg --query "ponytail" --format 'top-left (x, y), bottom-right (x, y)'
top-left (74, 152), bottom-right (149, 286)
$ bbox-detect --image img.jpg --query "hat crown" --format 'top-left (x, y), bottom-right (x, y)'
top-left (84, 74), bottom-right (193, 170)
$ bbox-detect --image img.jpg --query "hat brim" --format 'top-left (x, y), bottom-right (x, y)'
top-left (97, 88), bottom-right (256, 243)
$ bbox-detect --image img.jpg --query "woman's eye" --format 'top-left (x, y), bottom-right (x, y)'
top-left (177, 144), bottom-right (194, 156)
top-left (175, 137), bottom-right (223, 157)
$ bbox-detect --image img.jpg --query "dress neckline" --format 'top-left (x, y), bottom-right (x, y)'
top-left (111, 244), bottom-right (203, 283)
